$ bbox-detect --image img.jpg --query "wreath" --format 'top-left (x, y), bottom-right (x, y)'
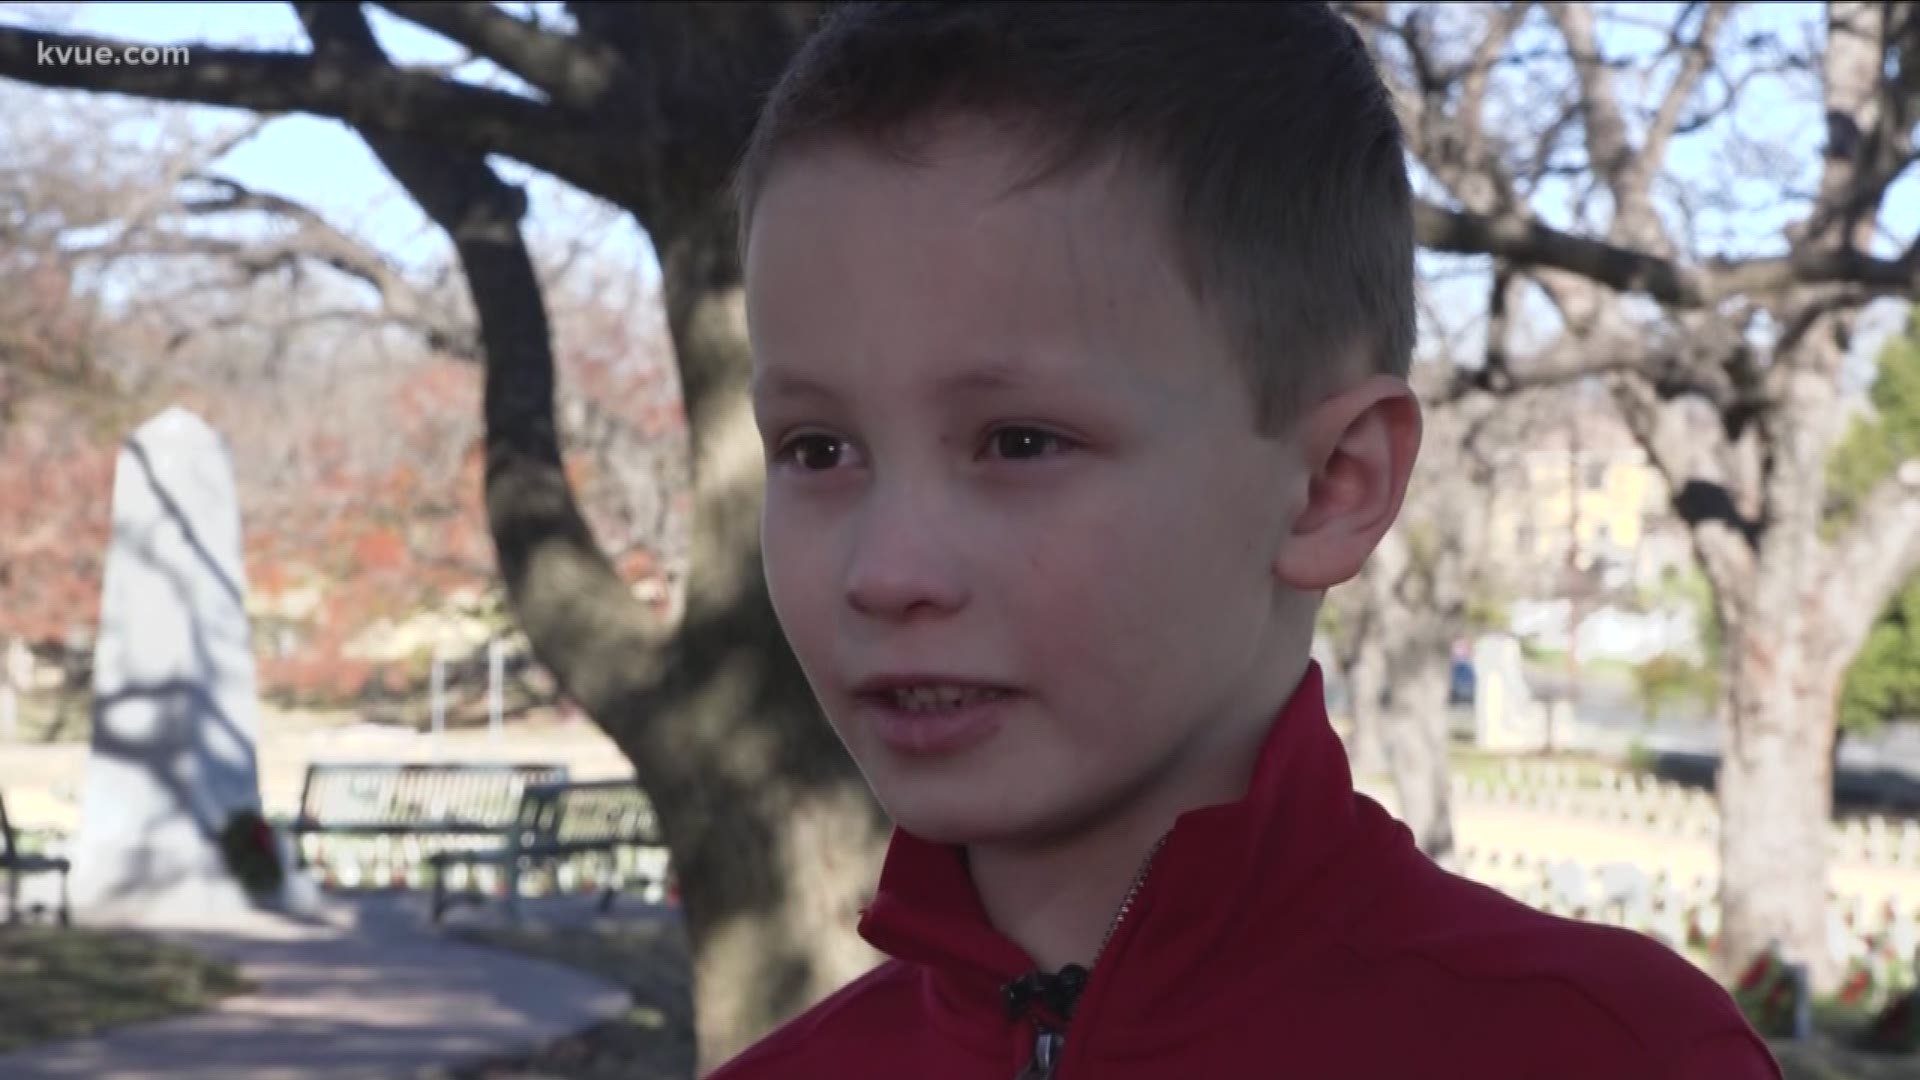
top-left (218, 808), bottom-right (285, 899)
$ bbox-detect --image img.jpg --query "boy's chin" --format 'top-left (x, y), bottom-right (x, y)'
top-left (876, 785), bottom-right (1083, 850)
top-left (883, 803), bottom-right (1013, 847)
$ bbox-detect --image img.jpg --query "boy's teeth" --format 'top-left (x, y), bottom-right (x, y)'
top-left (890, 685), bottom-right (1006, 712)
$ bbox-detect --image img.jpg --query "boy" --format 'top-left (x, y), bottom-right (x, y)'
top-left (718, 3), bottom-right (1782, 1077)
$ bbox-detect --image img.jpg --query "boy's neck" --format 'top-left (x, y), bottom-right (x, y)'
top-left (966, 657), bottom-right (1309, 973)
top-left (968, 798), bottom-right (1185, 974)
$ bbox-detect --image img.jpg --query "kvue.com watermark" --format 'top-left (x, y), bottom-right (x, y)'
top-left (37, 41), bottom-right (191, 67)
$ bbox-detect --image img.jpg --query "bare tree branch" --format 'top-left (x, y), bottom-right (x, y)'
top-left (1352, 2), bottom-right (1529, 214)
top-left (73, 174), bottom-right (483, 362)
top-left (293, 0), bottom-right (654, 686)
top-left (375, 1), bottom-right (630, 111)
top-left (1441, 2), bottom-right (1534, 213)
top-left (1609, 370), bottom-right (1757, 594)
top-left (1671, 51), bottom-right (1808, 139)
top-left (1642, 3), bottom-right (1735, 192)
top-left (1546, 2), bottom-right (1667, 249)
top-left (107, 116), bottom-right (277, 236)
top-left (1415, 198), bottom-right (1920, 306)
top-left (0, 24), bottom-right (635, 210)
top-left (1825, 460), bottom-right (1920, 659)
top-left (1801, 2), bottom-right (1912, 252)
top-left (1446, 322), bottom-right (1644, 401)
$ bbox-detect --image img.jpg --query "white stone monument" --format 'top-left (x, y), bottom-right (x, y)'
top-left (1471, 634), bottom-right (1548, 752)
top-left (0, 638), bottom-right (33, 741)
top-left (71, 408), bottom-right (267, 923)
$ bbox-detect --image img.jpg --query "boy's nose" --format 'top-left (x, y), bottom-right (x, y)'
top-left (842, 492), bottom-right (969, 620)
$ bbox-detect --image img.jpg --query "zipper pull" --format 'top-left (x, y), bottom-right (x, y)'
top-left (1015, 1028), bottom-right (1065, 1079)
top-left (1003, 965), bottom-right (1089, 1022)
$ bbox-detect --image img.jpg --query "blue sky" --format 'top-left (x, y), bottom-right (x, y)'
top-left (3, 1), bottom-right (1913, 379)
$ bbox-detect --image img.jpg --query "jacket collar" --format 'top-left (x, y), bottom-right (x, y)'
top-left (855, 662), bottom-right (1381, 1041)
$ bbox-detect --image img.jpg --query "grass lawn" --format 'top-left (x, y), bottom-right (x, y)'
top-left (1778, 1042), bottom-right (1920, 1079)
top-left (443, 917), bottom-right (694, 1080)
top-left (1447, 745), bottom-right (1626, 789)
top-left (1748, 998), bottom-right (1916, 1078)
top-left (1519, 645), bottom-right (1641, 681)
top-left (0, 924), bottom-right (249, 1051)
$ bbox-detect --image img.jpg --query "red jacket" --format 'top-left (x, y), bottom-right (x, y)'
top-left (712, 665), bottom-right (1782, 1079)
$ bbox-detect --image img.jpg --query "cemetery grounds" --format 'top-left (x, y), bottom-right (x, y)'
top-left (2, 703), bottom-right (1919, 1077)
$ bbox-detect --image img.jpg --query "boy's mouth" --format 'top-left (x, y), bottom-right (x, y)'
top-left (854, 677), bottom-right (1019, 756)
top-left (884, 685), bottom-right (1012, 713)
top-left (851, 675), bottom-right (1018, 714)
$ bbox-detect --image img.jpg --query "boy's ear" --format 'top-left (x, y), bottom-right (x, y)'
top-left (1272, 374), bottom-right (1423, 591)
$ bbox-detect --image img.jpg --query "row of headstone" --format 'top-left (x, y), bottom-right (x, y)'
top-left (1833, 816), bottom-right (1920, 868)
top-left (1454, 774), bottom-right (1920, 868)
top-left (1458, 845), bottom-right (1920, 981)
top-left (1454, 779), bottom-right (1721, 841)
top-left (1456, 769), bottom-right (1715, 811)
top-left (1495, 760), bottom-right (1593, 790)
top-left (1471, 760), bottom-right (1722, 801)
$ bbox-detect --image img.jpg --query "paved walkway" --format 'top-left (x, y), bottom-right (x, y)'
top-left (0, 892), bottom-right (636, 1080)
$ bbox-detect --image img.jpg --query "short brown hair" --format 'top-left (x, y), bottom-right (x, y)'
top-left (733, 2), bottom-right (1415, 433)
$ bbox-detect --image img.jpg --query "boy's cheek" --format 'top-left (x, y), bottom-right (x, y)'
top-left (759, 525), bottom-right (817, 635)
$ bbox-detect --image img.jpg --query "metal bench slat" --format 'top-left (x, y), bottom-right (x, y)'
top-left (427, 778), bottom-right (668, 922)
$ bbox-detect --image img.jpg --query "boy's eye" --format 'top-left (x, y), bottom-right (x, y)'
top-left (776, 434), bottom-right (851, 471)
top-left (771, 426), bottom-right (1073, 473)
top-left (987, 426), bottom-right (1071, 461)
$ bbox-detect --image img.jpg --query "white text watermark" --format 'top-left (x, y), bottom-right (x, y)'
top-left (37, 41), bottom-right (191, 67)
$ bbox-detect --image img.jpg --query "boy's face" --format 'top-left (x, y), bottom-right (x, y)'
top-left (744, 121), bottom-right (1327, 847)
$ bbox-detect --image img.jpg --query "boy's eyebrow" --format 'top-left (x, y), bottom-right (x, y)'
top-left (750, 369), bottom-right (833, 404)
top-left (752, 361), bottom-right (1046, 403)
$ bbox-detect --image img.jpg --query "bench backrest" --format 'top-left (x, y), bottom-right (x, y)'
top-left (297, 762), bottom-right (571, 832)
top-left (513, 779), bottom-right (660, 854)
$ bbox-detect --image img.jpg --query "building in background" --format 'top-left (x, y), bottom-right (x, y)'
top-left (1482, 402), bottom-right (1704, 666)
top-left (1485, 407), bottom-right (1686, 596)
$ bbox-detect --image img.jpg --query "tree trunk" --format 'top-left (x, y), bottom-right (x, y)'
top-left (322, 6), bottom-right (887, 1066)
top-left (1343, 632), bottom-right (1392, 779)
top-left (653, 202), bottom-right (893, 1074)
top-left (1384, 648), bottom-right (1455, 862)
top-left (1714, 613), bottom-right (1841, 991)
top-left (339, 69), bottom-right (893, 1065)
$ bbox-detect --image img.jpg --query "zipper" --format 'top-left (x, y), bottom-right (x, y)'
top-left (1012, 832), bottom-right (1170, 1079)
top-left (1014, 1029), bottom-right (1065, 1079)
top-left (1091, 832), bottom-right (1169, 970)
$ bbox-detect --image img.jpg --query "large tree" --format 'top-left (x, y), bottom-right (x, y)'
top-left (0, 5), bottom-right (865, 1072)
top-left (1345, 0), bottom-right (1920, 987)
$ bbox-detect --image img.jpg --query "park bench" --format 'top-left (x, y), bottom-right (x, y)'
top-left (0, 788), bottom-right (69, 926)
top-left (289, 762), bottom-right (571, 871)
top-left (428, 778), bottom-right (667, 923)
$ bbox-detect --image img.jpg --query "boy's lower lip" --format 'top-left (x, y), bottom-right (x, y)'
top-left (862, 692), bottom-right (1015, 757)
